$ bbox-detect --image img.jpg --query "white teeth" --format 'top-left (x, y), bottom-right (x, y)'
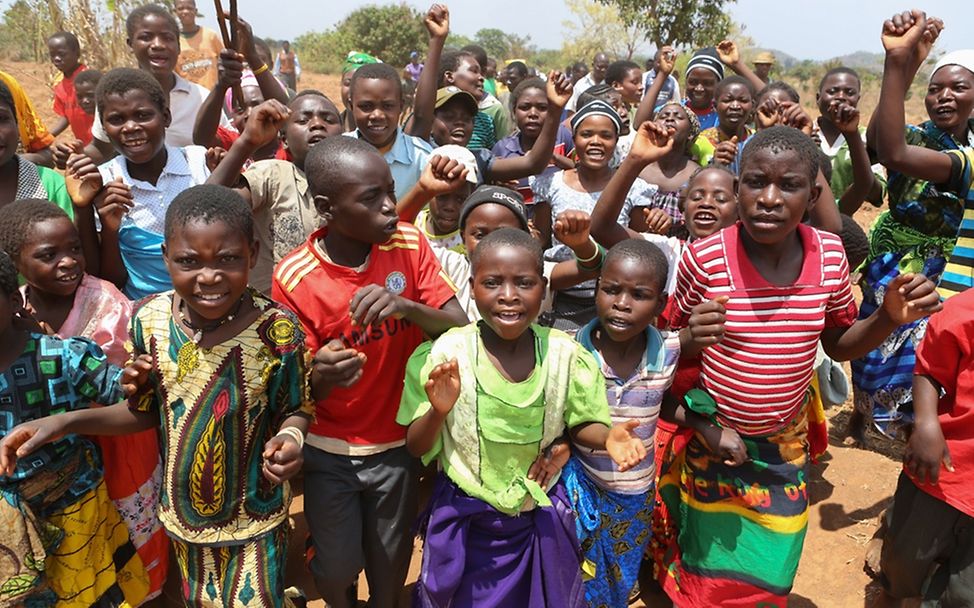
top-left (197, 294), bottom-right (224, 301)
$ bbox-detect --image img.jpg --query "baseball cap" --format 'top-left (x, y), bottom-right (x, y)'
top-left (435, 86), bottom-right (479, 115)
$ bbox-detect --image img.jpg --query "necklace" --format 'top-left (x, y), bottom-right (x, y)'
top-left (175, 294), bottom-right (248, 382)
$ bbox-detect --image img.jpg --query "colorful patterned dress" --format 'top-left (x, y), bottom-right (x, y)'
top-left (0, 334), bottom-right (149, 607)
top-left (127, 291), bottom-right (312, 608)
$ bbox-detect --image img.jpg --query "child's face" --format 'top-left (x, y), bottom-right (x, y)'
top-left (925, 66), bottom-right (974, 134)
top-left (759, 89), bottom-right (795, 111)
top-left (683, 169), bottom-right (738, 240)
top-left (432, 100), bottom-right (473, 147)
top-left (513, 87), bottom-right (548, 139)
top-left (605, 90), bottom-right (631, 135)
top-left (47, 38), bottom-right (80, 76)
top-left (471, 245), bottom-right (545, 342)
top-left (716, 83), bottom-right (753, 133)
top-left (655, 104), bottom-right (691, 146)
top-left (315, 153), bottom-right (399, 245)
top-left (285, 95), bottom-right (342, 169)
top-left (229, 85), bottom-right (265, 132)
top-left (614, 68), bottom-right (643, 105)
top-left (574, 115), bottom-right (618, 171)
top-left (817, 73), bottom-right (861, 117)
top-left (127, 14), bottom-right (180, 78)
top-left (595, 256), bottom-right (665, 343)
top-left (462, 203), bottom-right (523, 254)
top-left (449, 57), bottom-right (485, 100)
top-left (174, 0), bottom-right (197, 30)
top-left (19, 217), bottom-right (85, 298)
top-left (101, 90), bottom-right (170, 164)
top-left (429, 183), bottom-right (474, 236)
top-left (0, 103), bottom-right (19, 167)
top-left (341, 70), bottom-right (356, 111)
top-left (163, 219), bottom-right (257, 321)
top-left (75, 81), bottom-right (97, 115)
top-left (351, 77), bottom-right (402, 148)
top-left (685, 67), bottom-right (718, 110)
top-left (737, 148), bottom-right (820, 245)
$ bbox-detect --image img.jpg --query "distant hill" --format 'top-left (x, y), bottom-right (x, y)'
top-left (747, 48), bottom-right (886, 75)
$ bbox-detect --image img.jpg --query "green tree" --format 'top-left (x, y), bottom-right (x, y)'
top-left (594, 0), bottom-right (736, 48)
top-left (473, 28), bottom-right (509, 59)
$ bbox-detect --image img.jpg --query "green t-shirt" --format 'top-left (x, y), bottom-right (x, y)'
top-left (397, 323), bottom-right (611, 514)
top-left (823, 127), bottom-right (887, 204)
top-left (480, 99), bottom-right (512, 142)
top-left (37, 165), bottom-right (74, 220)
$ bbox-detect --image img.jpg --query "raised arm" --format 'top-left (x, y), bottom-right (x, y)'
top-left (396, 154), bottom-right (468, 222)
top-left (405, 4), bottom-right (449, 139)
top-left (829, 101), bottom-right (876, 215)
top-left (716, 40), bottom-right (766, 94)
top-left (633, 47), bottom-right (676, 130)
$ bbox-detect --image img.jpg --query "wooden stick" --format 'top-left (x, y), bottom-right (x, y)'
top-left (213, 0), bottom-right (231, 47)
top-left (213, 1), bottom-right (243, 111)
top-left (229, 0), bottom-right (239, 52)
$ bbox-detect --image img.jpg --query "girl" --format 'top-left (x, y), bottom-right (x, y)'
top-left (67, 67), bottom-right (212, 299)
top-left (0, 199), bottom-right (169, 599)
top-left (397, 227), bottom-right (647, 607)
top-left (0, 81), bottom-right (73, 216)
top-left (659, 126), bottom-right (941, 607)
top-left (1, 185), bottom-right (312, 607)
top-left (690, 75), bottom-right (755, 166)
top-left (533, 99), bottom-right (657, 332)
top-left (438, 50), bottom-right (496, 149)
top-left (852, 16), bottom-right (974, 441)
top-left (0, 249), bottom-right (149, 607)
top-left (492, 78), bottom-right (575, 204)
top-left (562, 239), bottom-right (681, 607)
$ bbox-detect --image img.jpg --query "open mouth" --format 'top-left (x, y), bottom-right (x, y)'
top-left (494, 310), bottom-right (523, 324)
top-left (605, 316), bottom-right (631, 331)
top-left (585, 149), bottom-right (606, 161)
top-left (57, 272), bottom-right (80, 284)
top-left (123, 137), bottom-right (149, 150)
top-left (307, 133), bottom-right (327, 146)
top-left (691, 210), bottom-right (718, 228)
top-left (934, 105), bottom-right (956, 117)
top-left (193, 292), bottom-right (229, 307)
top-left (148, 55), bottom-right (171, 68)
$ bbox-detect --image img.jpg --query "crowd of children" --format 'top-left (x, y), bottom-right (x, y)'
top-left (0, 3), bottom-right (971, 608)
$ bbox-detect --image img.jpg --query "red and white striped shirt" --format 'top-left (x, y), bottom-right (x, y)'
top-left (671, 223), bottom-right (857, 436)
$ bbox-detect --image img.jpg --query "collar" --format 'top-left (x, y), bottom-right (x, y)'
top-left (724, 222), bottom-right (823, 290)
top-left (171, 73), bottom-right (193, 94)
top-left (347, 128), bottom-right (412, 164)
top-left (496, 133), bottom-right (525, 155)
top-left (576, 318), bottom-right (667, 381)
top-left (114, 145), bottom-right (191, 186)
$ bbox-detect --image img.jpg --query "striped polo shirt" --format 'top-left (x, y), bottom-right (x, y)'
top-left (573, 320), bottom-right (681, 494)
top-left (937, 148), bottom-right (974, 299)
top-left (671, 223), bottom-right (858, 436)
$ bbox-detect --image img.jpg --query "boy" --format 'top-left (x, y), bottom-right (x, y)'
top-left (346, 62), bottom-right (433, 200)
top-left (460, 43), bottom-right (511, 141)
top-left (48, 31), bottom-right (92, 143)
top-left (174, 0), bottom-right (224, 89)
top-left (398, 227), bottom-right (647, 606)
top-left (271, 136), bottom-right (465, 608)
top-left (208, 93), bottom-right (343, 293)
top-left (1, 185), bottom-right (312, 607)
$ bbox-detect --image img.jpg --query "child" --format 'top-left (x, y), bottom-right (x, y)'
top-left (492, 77), bottom-right (575, 203)
top-left (815, 67), bottom-right (886, 212)
top-left (0, 70), bottom-right (55, 167)
top-left (677, 47), bottom-right (722, 129)
top-left (0, 249), bottom-right (149, 607)
top-left (605, 60), bottom-right (643, 117)
top-left (347, 62), bottom-right (433, 200)
top-left (50, 69), bottom-right (101, 170)
top-left (657, 126), bottom-right (941, 607)
top-left (561, 239), bottom-right (681, 607)
top-left (1, 184), bottom-right (313, 607)
top-left (690, 75), bottom-right (754, 166)
top-left (87, 4), bottom-right (215, 161)
top-left (208, 93), bottom-right (343, 292)
top-left (438, 50), bottom-right (497, 149)
top-left (0, 198), bottom-right (169, 598)
top-left (398, 227), bottom-right (648, 606)
top-left (271, 136), bottom-right (465, 608)
top-left (340, 51), bottom-right (380, 131)
top-left (0, 81), bottom-right (73, 214)
top-left (173, 0), bottom-right (224, 89)
top-left (47, 31), bottom-right (93, 144)
top-left (413, 144), bottom-right (480, 252)
top-left (68, 67), bottom-right (211, 299)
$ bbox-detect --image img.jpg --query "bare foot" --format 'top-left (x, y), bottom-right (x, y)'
top-left (863, 509), bottom-right (888, 579)
top-left (844, 409), bottom-right (869, 448)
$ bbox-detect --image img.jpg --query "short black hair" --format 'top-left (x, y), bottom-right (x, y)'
top-left (818, 66), bottom-right (861, 93)
top-left (350, 62), bottom-right (403, 101)
top-left (756, 80), bottom-right (800, 104)
top-left (126, 4), bottom-right (179, 38)
top-left (603, 239), bottom-right (670, 293)
top-left (96, 67), bottom-right (168, 115)
top-left (0, 250), bottom-right (18, 298)
top-left (460, 44), bottom-right (488, 70)
top-left (604, 60), bottom-right (640, 87)
top-left (0, 81), bottom-right (15, 123)
top-left (74, 69), bottom-right (102, 89)
top-left (817, 150), bottom-right (833, 184)
top-left (438, 51), bottom-right (478, 88)
top-left (470, 227), bottom-right (543, 276)
top-left (164, 185), bottom-right (254, 243)
top-left (509, 77), bottom-right (545, 112)
top-left (507, 61), bottom-right (529, 79)
top-left (839, 214), bottom-right (869, 270)
top-left (0, 199), bottom-right (72, 261)
top-left (577, 83), bottom-right (617, 108)
top-left (740, 126), bottom-right (819, 182)
top-left (292, 88), bottom-right (335, 108)
top-left (304, 135), bottom-right (382, 199)
top-left (716, 74), bottom-right (755, 99)
top-left (48, 31), bottom-right (80, 53)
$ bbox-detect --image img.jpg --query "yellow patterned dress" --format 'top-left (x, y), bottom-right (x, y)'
top-left (127, 291), bottom-right (312, 608)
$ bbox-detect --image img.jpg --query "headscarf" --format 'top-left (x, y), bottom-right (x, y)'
top-left (656, 100), bottom-right (701, 154)
top-left (686, 47), bottom-right (725, 81)
top-left (932, 50), bottom-right (974, 81)
top-left (570, 99), bottom-right (623, 135)
top-left (343, 51), bottom-right (380, 75)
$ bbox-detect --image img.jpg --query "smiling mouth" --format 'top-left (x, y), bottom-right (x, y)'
top-left (57, 272), bottom-right (80, 283)
top-left (194, 293), bottom-right (228, 304)
top-left (494, 310), bottom-right (523, 323)
top-left (692, 211), bottom-right (717, 225)
top-left (123, 137), bottom-right (149, 148)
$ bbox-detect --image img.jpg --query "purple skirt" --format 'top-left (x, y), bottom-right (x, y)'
top-left (414, 474), bottom-right (585, 608)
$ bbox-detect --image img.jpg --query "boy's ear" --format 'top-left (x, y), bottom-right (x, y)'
top-left (160, 242), bottom-right (168, 260)
top-left (163, 107), bottom-right (173, 129)
top-left (808, 170), bottom-right (825, 210)
top-left (248, 240), bottom-right (259, 270)
top-left (313, 194), bottom-right (332, 221)
top-left (656, 291), bottom-right (668, 318)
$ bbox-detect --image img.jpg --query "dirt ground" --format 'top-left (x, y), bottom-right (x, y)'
top-left (0, 59), bottom-right (919, 607)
